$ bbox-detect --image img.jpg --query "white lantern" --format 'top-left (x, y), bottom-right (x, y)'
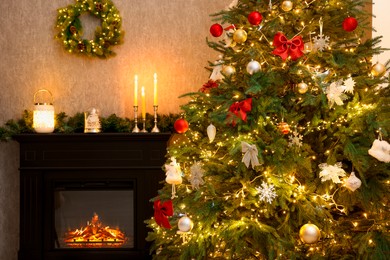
top-left (33, 89), bottom-right (55, 133)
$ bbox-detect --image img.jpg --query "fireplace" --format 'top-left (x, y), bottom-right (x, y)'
top-left (15, 133), bottom-right (171, 260)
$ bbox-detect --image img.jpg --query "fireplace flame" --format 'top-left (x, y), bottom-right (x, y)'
top-left (64, 213), bottom-right (127, 248)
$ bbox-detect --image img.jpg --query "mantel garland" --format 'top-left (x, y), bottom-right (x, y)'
top-left (55, 0), bottom-right (124, 58)
top-left (0, 111), bottom-right (180, 141)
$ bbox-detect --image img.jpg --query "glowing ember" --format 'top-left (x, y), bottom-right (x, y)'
top-left (64, 213), bottom-right (127, 248)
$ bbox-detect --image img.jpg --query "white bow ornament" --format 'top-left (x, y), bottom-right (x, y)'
top-left (241, 141), bottom-right (261, 169)
top-left (368, 139), bottom-right (390, 163)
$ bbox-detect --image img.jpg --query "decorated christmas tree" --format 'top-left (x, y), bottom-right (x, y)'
top-left (146, 0), bottom-right (390, 259)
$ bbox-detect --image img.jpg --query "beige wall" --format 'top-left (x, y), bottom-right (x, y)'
top-left (0, 0), bottom-right (228, 258)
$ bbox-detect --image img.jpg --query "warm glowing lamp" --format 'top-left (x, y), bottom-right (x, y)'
top-left (33, 89), bottom-right (55, 133)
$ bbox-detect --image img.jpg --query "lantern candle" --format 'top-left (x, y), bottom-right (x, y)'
top-left (134, 75), bottom-right (138, 106)
top-left (153, 73), bottom-right (158, 106)
top-left (33, 89), bottom-right (55, 133)
top-left (141, 86), bottom-right (146, 119)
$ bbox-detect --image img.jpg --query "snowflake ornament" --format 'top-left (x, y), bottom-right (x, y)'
top-left (256, 181), bottom-right (277, 204)
top-left (288, 131), bottom-right (303, 148)
top-left (189, 161), bottom-right (205, 190)
top-left (313, 34), bottom-right (330, 51)
top-left (326, 80), bottom-right (348, 107)
top-left (318, 162), bottom-right (346, 184)
top-left (343, 77), bottom-right (355, 94)
top-left (313, 17), bottom-right (330, 52)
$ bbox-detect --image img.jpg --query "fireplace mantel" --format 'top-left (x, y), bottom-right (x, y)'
top-left (15, 133), bottom-right (171, 260)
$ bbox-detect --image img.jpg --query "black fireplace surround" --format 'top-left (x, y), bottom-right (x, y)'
top-left (15, 133), bottom-right (171, 260)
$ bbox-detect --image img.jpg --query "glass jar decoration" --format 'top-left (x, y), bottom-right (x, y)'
top-left (84, 108), bottom-right (101, 133)
top-left (33, 89), bottom-right (55, 133)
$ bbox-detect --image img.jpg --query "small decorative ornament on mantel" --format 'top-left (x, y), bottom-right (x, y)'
top-left (33, 89), bottom-right (55, 133)
top-left (84, 108), bottom-right (101, 133)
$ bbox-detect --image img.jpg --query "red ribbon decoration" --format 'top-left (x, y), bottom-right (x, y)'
top-left (228, 98), bottom-right (252, 126)
top-left (272, 32), bottom-right (304, 61)
top-left (153, 199), bottom-right (173, 229)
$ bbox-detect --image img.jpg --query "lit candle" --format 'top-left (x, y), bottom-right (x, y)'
top-left (134, 75), bottom-right (138, 106)
top-left (153, 73), bottom-right (158, 106)
top-left (141, 86), bottom-right (146, 119)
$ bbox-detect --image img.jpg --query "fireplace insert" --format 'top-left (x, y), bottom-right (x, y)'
top-left (15, 133), bottom-right (171, 260)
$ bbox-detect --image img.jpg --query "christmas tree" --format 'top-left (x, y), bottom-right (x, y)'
top-left (146, 0), bottom-right (390, 259)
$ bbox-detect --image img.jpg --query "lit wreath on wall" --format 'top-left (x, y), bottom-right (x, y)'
top-left (55, 0), bottom-right (124, 58)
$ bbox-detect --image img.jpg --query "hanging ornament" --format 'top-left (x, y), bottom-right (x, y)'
top-left (227, 98), bottom-right (252, 126)
top-left (246, 60), bottom-right (261, 75)
top-left (222, 65), bottom-right (236, 76)
top-left (278, 122), bottom-right (290, 135)
top-left (189, 161), bottom-right (205, 190)
top-left (326, 80), bottom-right (347, 107)
top-left (368, 139), bottom-right (390, 163)
top-left (281, 0), bottom-right (293, 12)
top-left (248, 11), bottom-right (263, 26)
top-left (371, 62), bottom-right (386, 77)
top-left (241, 141), bottom-right (261, 169)
top-left (207, 123), bottom-right (216, 142)
top-left (256, 181), bottom-right (278, 204)
top-left (343, 77), bottom-right (356, 94)
top-left (342, 17), bottom-right (358, 32)
top-left (210, 58), bottom-right (224, 81)
top-left (233, 29), bottom-right (248, 43)
top-left (345, 172), bottom-right (362, 192)
top-left (174, 118), bottom-right (189, 134)
top-left (299, 224), bottom-right (321, 244)
top-left (288, 131), bottom-right (303, 148)
top-left (297, 82), bottom-right (309, 94)
top-left (210, 23), bottom-right (224, 37)
top-left (200, 79), bottom-right (219, 93)
top-left (272, 32), bottom-right (304, 61)
top-left (313, 17), bottom-right (330, 52)
top-left (318, 162), bottom-right (346, 183)
top-left (178, 215), bottom-right (194, 232)
top-left (304, 42), bottom-right (314, 53)
top-left (165, 157), bottom-right (183, 199)
top-left (268, 0), bottom-right (273, 11)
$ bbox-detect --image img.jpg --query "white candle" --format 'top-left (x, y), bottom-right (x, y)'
top-left (141, 86), bottom-right (146, 119)
top-left (134, 75), bottom-right (138, 106)
top-left (153, 73), bottom-right (158, 106)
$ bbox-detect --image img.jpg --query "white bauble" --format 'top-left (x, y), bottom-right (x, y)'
top-left (299, 224), bottom-right (321, 244)
top-left (345, 172), bottom-right (362, 192)
top-left (178, 216), bottom-right (194, 232)
top-left (246, 60), bottom-right (261, 75)
top-left (207, 123), bottom-right (216, 143)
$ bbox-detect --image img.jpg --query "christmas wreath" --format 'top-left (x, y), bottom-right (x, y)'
top-left (54, 0), bottom-right (124, 58)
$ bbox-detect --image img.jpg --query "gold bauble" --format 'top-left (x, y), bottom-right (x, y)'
top-left (297, 82), bottom-right (309, 94)
top-left (233, 29), bottom-right (248, 44)
top-left (299, 224), bottom-right (321, 244)
top-left (222, 65), bottom-right (236, 76)
top-left (371, 62), bottom-right (386, 77)
top-left (281, 1), bottom-right (293, 12)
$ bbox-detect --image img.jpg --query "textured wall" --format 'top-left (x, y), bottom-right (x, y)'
top-left (0, 0), bottom-right (228, 258)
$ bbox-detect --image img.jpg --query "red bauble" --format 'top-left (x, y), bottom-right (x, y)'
top-left (174, 118), bottom-right (189, 134)
top-left (248, 11), bottom-right (263, 26)
top-left (342, 17), bottom-right (358, 32)
top-left (210, 23), bottom-right (223, 37)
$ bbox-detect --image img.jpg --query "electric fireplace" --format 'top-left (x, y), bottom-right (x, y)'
top-left (15, 133), bottom-right (171, 260)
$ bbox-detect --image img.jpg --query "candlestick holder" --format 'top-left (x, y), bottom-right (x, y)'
top-left (140, 117), bottom-right (148, 133)
top-left (132, 106), bottom-right (140, 133)
top-left (151, 105), bottom-right (160, 133)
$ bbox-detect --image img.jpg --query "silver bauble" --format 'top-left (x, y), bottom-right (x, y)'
top-left (207, 123), bottom-right (216, 143)
top-left (297, 82), bottom-right (309, 94)
top-left (178, 216), bottom-right (194, 232)
top-left (299, 224), bottom-right (321, 244)
top-left (281, 1), bottom-right (293, 12)
top-left (246, 60), bottom-right (261, 75)
top-left (345, 172), bottom-right (362, 192)
top-left (371, 62), bottom-right (386, 77)
top-left (222, 65), bottom-right (236, 76)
